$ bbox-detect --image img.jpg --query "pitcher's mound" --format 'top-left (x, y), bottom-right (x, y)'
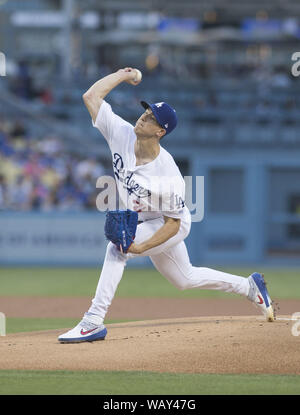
top-left (0, 316), bottom-right (299, 374)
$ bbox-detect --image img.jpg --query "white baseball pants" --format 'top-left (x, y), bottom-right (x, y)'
top-left (88, 217), bottom-right (250, 322)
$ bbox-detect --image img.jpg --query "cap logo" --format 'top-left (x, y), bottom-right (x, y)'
top-left (164, 123), bottom-right (168, 128)
top-left (155, 102), bottom-right (164, 108)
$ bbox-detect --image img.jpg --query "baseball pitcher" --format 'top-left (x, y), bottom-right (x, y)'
top-left (58, 68), bottom-right (274, 343)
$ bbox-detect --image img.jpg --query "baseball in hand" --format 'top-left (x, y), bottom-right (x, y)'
top-left (133, 69), bottom-right (142, 84)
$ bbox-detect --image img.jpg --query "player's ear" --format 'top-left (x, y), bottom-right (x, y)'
top-left (158, 128), bottom-right (166, 140)
top-left (156, 128), bottom-right (166, 140)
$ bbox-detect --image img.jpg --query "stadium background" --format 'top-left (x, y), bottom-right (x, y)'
top-left (1, 0), bottom-right (300, 267)
top-left (0, 0), bottom-right (300, 396)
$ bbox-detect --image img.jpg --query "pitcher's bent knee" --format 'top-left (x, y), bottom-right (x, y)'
top-left (173, 278), bottom-right (192, 291)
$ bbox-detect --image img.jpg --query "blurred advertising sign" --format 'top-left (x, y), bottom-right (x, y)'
top-left (242, 19), bottom-right (281, 39)
top-left (11, 11), bottom-right (99, 28)
top-left (242, 18), bottom-right (300, 39)
top-left (158, 17), bottom-right (200, 32)
top-left (0, 214), bottom-right (101, 265)
top-left (11, 11), bottom-right (65, 27)
top-left (117, 12), bottom-right (160, 29)
top-left (0, 213), bottom-right (148, 266)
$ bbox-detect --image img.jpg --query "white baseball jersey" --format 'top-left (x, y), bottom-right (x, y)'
top-left (93, 100), bottom-right (191, 225)
top-left (86, 100), bottom-right (250, 324)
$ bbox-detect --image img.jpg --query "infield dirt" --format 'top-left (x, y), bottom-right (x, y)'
top-left (1, 315), bottom-right (299, 374)
top-left (1, 296), bottom-right (300, 319)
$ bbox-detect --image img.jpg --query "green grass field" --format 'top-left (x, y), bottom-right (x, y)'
top-left (0, 266), bottom-right (300, 298)
top-left (5, 317), bottom-right (135, 334)
top-left (0, 267), bottom-right (299, 395)
top-left (0, 370), bottom-right (299, 395)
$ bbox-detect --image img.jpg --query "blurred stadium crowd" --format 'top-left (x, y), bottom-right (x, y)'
top-left (0, 117), bottom-right (107, 211)
top-left (1, 0), bottom-right (300, 262)
top-left (0, 57), bottom-right (298, 212)
top-left (1, 0), bottom-right (300, 212)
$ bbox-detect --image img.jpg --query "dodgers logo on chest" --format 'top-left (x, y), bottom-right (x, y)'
top-left (112, 153), bottom-right (151, 199)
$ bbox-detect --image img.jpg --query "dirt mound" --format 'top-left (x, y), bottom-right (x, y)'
top-left (0, 316), bottom-right (299, 374)
top-left (1, 296), bottom-right (299, 319)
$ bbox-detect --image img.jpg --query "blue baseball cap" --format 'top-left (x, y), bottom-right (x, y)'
top-left (141, 101), bottom-right (177, 135)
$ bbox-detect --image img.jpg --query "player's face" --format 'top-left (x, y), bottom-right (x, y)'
top-left (134, 109), bottom-right (165, 138)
